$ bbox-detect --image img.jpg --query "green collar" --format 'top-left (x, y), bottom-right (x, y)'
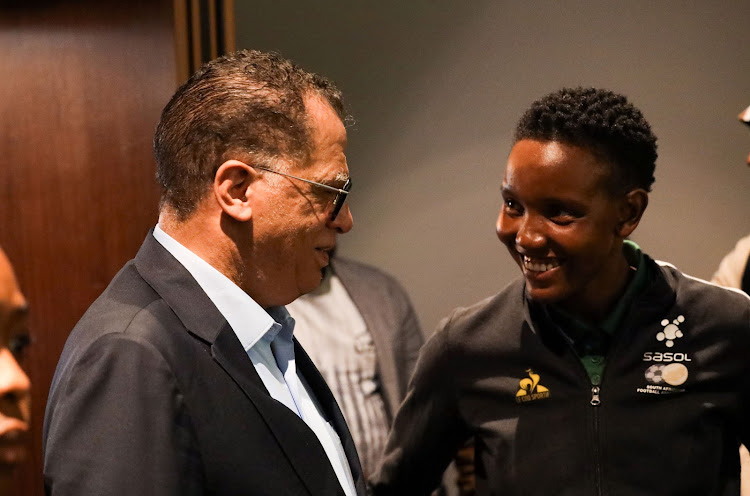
top-left (550, 240), bottom-right (650, 339)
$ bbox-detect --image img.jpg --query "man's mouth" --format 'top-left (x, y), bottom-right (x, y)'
top-left (521, 255), bottom-right (560, 272)
top-left (315, 247), bottom-right (333, 265)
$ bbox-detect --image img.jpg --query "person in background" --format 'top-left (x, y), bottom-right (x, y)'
top-left (43, 50), bottom-right (365, 495)
top-left (711, 104), bottom-right (750, 293)
top-left (372, 87), bottom-right (750, 495)
top-left (0, 246), bottom-right (31, 495)
top-left (711, 103), bottom-right (750, 496)
top-left (288, 253), bottom-right (475, 496)
top-left (286, 253), bottom-right (423, 479)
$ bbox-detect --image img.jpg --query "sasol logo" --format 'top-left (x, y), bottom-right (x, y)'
top-left (642, 351), bottom-right (691, 362)
top-left (657, 315), bottom-right (685, 347)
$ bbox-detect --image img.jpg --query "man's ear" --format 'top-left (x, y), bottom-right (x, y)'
top-left (213, 160), bottom-right (258, 222)
top-left (616, 188), bottom-right (649, 238)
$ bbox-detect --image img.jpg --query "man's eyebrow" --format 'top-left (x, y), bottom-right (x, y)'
top-left (333, 170), bottom-right (349, 182)
top-left (320, 171), bottom-right (349, 188)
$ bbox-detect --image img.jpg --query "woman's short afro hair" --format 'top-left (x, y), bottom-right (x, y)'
top-left (514, 87), bottom-right (657, 192)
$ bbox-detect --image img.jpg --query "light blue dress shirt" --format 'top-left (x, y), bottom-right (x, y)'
top-left (153, 225), bottom-right (356, 496)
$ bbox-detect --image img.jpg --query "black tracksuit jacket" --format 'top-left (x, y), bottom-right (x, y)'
top-left (373, 256), bottom-right (750, 496)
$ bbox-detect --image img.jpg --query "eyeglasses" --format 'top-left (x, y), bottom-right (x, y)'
top-left (251, 164), bottom-right (351, 221)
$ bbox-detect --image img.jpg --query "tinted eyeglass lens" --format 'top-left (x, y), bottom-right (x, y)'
top-left (330, 179), bottom-right (352, 221)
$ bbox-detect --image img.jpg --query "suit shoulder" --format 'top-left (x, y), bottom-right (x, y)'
top-left (56, 262), bottom-right (191, 376)
top-left (333, 257), bottom-right (417, 313)
top-left (73, 262), bottom-right (169, 334)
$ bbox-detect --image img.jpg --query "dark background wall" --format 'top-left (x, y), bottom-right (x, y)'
top-left (235, 1), bottom-right (750, 332)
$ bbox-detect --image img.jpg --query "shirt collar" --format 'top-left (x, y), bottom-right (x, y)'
top-left (547, 240), bottom-right (651, 349)
top-left (265, 305), bottom-right (296, 345)
top-left (599, 239), bottom-right (650, 333)
top-left (152, 224), bottom-right (291, 351)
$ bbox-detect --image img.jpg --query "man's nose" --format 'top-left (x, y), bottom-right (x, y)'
top-left (329, 203), bottom-right (353, 233)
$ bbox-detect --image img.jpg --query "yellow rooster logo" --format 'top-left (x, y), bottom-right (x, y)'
top-left (516, 369), bottom-right (550, 403)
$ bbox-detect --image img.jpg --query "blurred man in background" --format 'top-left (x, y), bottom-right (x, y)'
top-left (288, 253), bottom-right (474, 496)
top-left (711, 103), bottom-right (750, 496)
top-left (287, 254), bottom-right (423, 480)
top-left (711, 104), bottom-right (750, 293)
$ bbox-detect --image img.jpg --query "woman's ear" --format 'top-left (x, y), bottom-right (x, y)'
top-left (213, 160), bottom-right (258, 222)
top-left (616, 188), bottom-right (649, 238)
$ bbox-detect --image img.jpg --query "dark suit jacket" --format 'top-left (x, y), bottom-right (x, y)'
top-left (43, 232), bottom-right (366, 496)
top-left (331, 257), bottom-right (424, 420)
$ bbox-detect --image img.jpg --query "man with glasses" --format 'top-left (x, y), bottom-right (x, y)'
top-left (43, 50), bottom-right (363, 496)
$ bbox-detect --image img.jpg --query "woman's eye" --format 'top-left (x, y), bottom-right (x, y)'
top-left (504, 199), bottom-right (522, 214)
top-left (550, 209), bottom-right (578, 225)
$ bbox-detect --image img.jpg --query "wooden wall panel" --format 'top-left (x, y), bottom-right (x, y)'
top-left (174, 0), bottom-right (236, 82)
top-left (0, 1), bottom-right (177, 494)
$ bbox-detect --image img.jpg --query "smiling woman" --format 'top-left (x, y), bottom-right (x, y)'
top-left (495, 87), bottom-right (655, 324)
top-left (0, 246), bottom-right (30, 495)
top-left (372, 87), bottom-right (750, 496)
top-left (497, 139), bottom-right (645, 322)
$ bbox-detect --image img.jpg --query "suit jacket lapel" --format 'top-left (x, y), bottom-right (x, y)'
top-left (295, 340), bottom-right (367, 496)
top-left (212, 327), bottom-right (346, 496)
top-left (135, 232), bottom-right (345, 496)
top-left (135, 231), bottom-right (228, 346)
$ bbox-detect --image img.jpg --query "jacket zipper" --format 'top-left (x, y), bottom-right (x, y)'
top-left (551, 317), bottom-right (611, 495)
top-left (590, 385), bottom-right (602, 496)
top-left (566, 353), bottom-right (605, 496)
top-left (590, 385), bottom-right (601, 406)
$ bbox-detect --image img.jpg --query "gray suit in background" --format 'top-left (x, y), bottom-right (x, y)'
top-left (333, 256), bottom-right (424, 417)
top-left (289, 256), bottom-right (467, 495)
top-left (287, 256), bottom-right (424, 478)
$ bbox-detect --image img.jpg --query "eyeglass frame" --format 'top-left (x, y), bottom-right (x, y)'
top-left (250, 164), bottom-right (351, 221)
